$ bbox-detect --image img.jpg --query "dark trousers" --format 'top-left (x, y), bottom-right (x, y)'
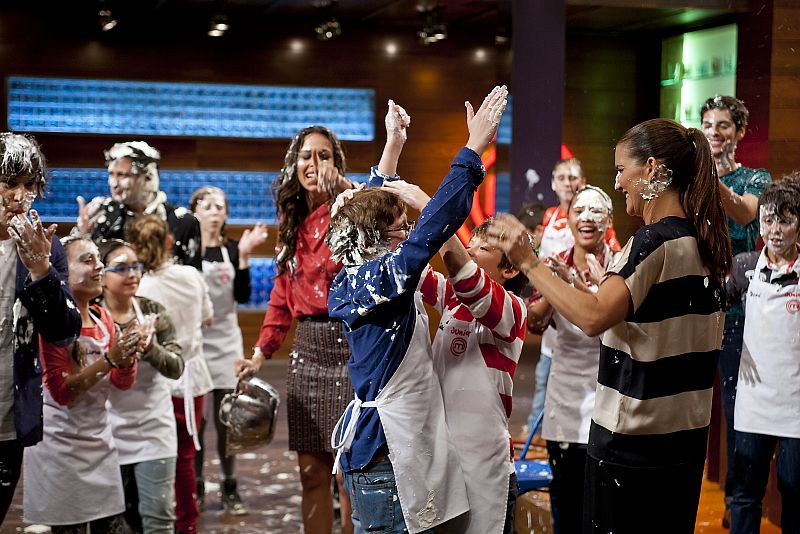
top-left (504, 472), bottom-right (518, 534)
top-left (583, 456), bottom-right (704, 534)
top-left (546, 441), bottom-right (587, 534)
top-left (195, 388), bottom-right (236, 482)
top-left (731, 431), bottom-right (800, 534)
top-left (173, 395), bottom-right (203, 533)
top-left (0, 439), bottom-right (23, 526)
top-left (719, 314), bottom-right (745, 500)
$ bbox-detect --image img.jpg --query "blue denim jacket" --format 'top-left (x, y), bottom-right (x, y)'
top-left (328, 147), bottom-right (485, 472)
top-left (12, 238), bottom-right (81, 446)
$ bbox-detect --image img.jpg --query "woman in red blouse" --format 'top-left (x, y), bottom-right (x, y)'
top-left (236, 125), bottom-right (356, 534)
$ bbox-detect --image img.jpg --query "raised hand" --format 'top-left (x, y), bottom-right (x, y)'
top-left (465, 85), bottom-right (508, 155)
top-left (381, 180), bottom-right (431, 212)
top-left (717, 139), bottom-right (737, 173)
top-left (76, 195), bottom-right (104, 234)
top-left (316, 158), bottom-right (352, 202)
top-left (385, 99), bottom-right (411, 144)
top-left (8, 210), bottom-right (56, 281)
top-left (239, 223), bottom-right (269, 257)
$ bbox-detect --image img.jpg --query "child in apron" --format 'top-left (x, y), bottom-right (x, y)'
top-left (189, 186), bottom-right (267, 514)
top-left (367, 103), bottom-right (527, 534)
top-left (23, 236), bottom-right (141, 533)
top-left (423, 223), bottom-right (528, 534)
top-left (730, 179), bottom-right (800, 533)
top-left (127, 215), bottom-right (214, 534)
top-left (100, 238), bottom-right (185, 533)
top-left (528, 186), bottom-right (619, 534)
top-left (327, 88), bottom-right (507, 533)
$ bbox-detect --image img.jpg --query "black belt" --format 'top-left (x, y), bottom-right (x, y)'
top-left (298, 314), bottom-right (331, 322)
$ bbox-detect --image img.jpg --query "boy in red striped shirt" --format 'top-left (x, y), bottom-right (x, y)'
top-left (385, 176), bottom-right (527, 534)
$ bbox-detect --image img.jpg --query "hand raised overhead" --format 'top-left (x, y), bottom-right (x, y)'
top-left (385, 99), bottom-right (411, 143)
top-left (465, 85), bottom-right (508, 155)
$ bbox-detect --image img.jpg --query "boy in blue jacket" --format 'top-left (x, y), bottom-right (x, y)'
top-left (0, 133), bottom-right (82, 525)
top-left (326, 86), bottom-right (507, 534)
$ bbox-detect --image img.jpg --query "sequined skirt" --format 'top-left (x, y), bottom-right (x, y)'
top-left (287, 317), bottom-right (353, 452)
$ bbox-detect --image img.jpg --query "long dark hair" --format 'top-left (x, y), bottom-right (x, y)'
top-left (272, 125), bottom-right (346, 275)
top-left (618, 118), bottom-right (731, 284)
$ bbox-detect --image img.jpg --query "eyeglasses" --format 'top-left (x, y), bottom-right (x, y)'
top-left (385, 221), bottom-right (415, 235)
top-left (104, 262), bottom-right (144, 276)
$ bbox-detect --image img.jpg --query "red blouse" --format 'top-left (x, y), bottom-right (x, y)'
top-left (256, 203), bottom-right (342, 357)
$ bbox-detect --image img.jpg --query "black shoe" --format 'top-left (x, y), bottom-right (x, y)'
top-left (222, 478), bottom-right (248, 516)
top-left (196, 479), bottom-right (205, 513)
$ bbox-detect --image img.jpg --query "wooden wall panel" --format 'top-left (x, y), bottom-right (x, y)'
top-left (563, 32), bottom-right (660, 243)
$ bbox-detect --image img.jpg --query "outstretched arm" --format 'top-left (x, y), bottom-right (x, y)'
top-left (377, 100), bottom-right (411, 179)
top-left (485, 213), bottom-right (630, 337)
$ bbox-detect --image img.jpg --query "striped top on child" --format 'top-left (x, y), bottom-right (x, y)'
top-left (591, 216), bottom-right (724, 467)
top-left (421, 261), bottom-right (526, 418)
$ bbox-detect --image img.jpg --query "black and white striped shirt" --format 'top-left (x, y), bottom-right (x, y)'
top-left (591, 216), bottom-right (724, 467)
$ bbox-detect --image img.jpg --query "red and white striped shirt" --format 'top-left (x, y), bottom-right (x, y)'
top-left (420, 261), bottom-right (527, 419)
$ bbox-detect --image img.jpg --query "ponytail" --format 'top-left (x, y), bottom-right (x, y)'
top-left (618, 119), bottom-right (731, 285)
top-left (683, 127), bottom-right (731, 284)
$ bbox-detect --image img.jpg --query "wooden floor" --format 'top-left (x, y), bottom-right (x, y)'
top-left (5, 353), bottom-right (781, 533)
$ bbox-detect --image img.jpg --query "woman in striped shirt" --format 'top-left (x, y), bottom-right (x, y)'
top-left (486, 118), bottom-right (731, 533)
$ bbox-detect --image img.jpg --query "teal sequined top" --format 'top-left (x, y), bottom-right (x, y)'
top-left (723, 165), bottom-right (772, 317)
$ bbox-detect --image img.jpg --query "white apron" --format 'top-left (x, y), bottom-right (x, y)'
top-left (432, 317), bottom-right (513, 534)
top-left (736, 256), bottom-right (800, 438)
top-left (333, 292), bottom-right (470, 534)
top-left (201, 246), bottom-right (243, 390)
top-left (538, 208), bottom-right (573, 357)
top-left (23, 313), bottom-right (126, 525)
top-left (107, 298), bottom-right (177, 464)
top-left (542, 311), bottom-right (600, 444)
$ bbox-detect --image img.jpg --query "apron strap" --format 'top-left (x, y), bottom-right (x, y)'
top-left (331, 396), bottom-right (378, 475)
top-left (88, 308), bottom-right (111, 348)
top-left (220, 244), bottom-right (231, 265)
top-left (184, 376), bottom-right (202, 451)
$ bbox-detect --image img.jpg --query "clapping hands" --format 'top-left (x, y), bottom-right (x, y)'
top-left (109, 322), bottom-right (142, 368)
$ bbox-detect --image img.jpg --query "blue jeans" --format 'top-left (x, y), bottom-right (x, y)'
top-left (719, 314), bottom-right (745, 500)
top-left (731, 432), bottom-right (800, 534)
top-left (121, 457), bottom-right (177, 533)
top-left (527, 353), bottom-right (552, 431)
top-left (344, 458), bottom-right (432, 534)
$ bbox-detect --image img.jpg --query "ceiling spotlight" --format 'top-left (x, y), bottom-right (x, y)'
top-left (315, 18), bottom-right (341, 41)
top-left (418, 5), bottom-right (446, 45)
top-left (494, 34), bottom-right (509, 45)
top-left (208, 14), bottom-right (229, 37)
top-left (97, 7), bottom-right (117, 32)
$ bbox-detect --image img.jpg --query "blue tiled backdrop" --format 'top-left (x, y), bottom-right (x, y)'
top-left (8, 76), bottom-right (375, 141)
